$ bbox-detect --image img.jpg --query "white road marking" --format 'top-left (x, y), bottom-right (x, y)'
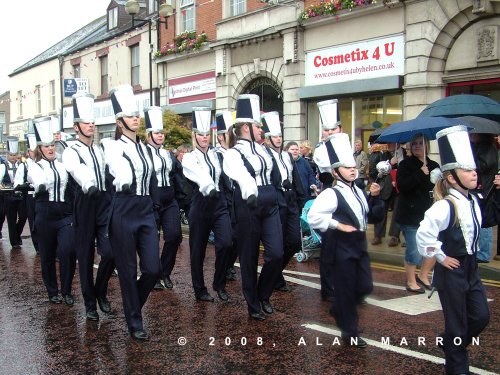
top-left (302, 323), bottom-right (497, 375)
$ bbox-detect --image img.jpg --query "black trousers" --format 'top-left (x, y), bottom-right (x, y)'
top-left (5, 194), bottom-right (27, 247)
top-left (235, 185), bottom-right (283, 314)
top-left (25, 193), bottom-right (39, 252)
top-left (188, 190), bottom-right (232, 296)
top-left (435, 256), bottom-right (489, 374)
top-left (35, 201), bottom-right (76, 298)
top-left (109, 194), bottom-right (161, 332)
top-left (157, 186), bottom-right (182, 279)
top-left (74, 191), bottom-right (115, 312)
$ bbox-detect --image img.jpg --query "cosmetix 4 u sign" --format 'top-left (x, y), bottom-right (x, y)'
top-left (305, 35), bottom-right (404, 86)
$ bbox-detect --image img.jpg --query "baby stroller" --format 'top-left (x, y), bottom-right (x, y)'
top-left (296, 199), bottom-right (322, 262)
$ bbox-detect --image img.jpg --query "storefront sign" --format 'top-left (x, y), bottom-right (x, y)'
top-left (63, 78), bottom-right (89, 97)
top-left (305, 35), bottom-right (404, 86)
top-left (168, 72), bottom-right (216, 105)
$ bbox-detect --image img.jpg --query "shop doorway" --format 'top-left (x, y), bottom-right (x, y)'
top-left (243, 77), bottom-right (284, 118)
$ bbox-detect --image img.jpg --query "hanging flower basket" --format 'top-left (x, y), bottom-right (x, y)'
top-left (155, 31), bottom-right (208, 58)
top-left (298, 0), bottom-right (385, 24)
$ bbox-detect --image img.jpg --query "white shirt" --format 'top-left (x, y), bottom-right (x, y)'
top-left (416, 188), bottom-right (482, 264)
top-left (182, 147), bottom-right (221, 196)
top-left (147, 144), bottom-right (173, 188)
top-left (269, 148), bottom-right (293, 186)
top-left (223, 139), bottom-right (274, 199)
top-left (62, 140), bottom-right (106, 193)
top-left (0, 160), bottom-right (19, 186)
top-left (307, 180), bottom-right (369, 232)
top-left (28, 158), bottom-right (69, 202)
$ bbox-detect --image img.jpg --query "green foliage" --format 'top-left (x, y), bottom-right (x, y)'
top-left (137, 109), bottom-right (191, 150)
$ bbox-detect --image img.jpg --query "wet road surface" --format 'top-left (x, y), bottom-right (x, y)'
top-left (0, 230), bottom-right (499, 375)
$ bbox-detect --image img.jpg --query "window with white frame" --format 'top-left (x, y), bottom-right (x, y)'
top-left (131, 45), bottom-right (140, 86)
top-left (100, 55), bottom-right (108, 95)
top-left (230, 0), bottom-right (246, 16)
top-left (108, 7), bottom-right (118, 29)
top-left (149, 0), bottom-right (157, 13)
top-left (180, 0), bottom-right (195, 32)
top-left (36, 85), bottom-right (41, 114)
top-left (17, 90), bottom-right (22, 117)
top-left (73, 64), bottom-right (80, 78)
top-left (50, 80), bottom-right (56, 111)
top-left (0, 112), bottom-right (5, 143)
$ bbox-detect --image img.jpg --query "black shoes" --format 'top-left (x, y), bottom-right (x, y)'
top-left (86, 310), bottom-right (99, 321)
top-left (249, 312), bottom-right (266, 321)
top-left (97, 297), bottom-right (111, 313)
top-left (131, 329), bottom-right (150, 341)
top-left (163, 276), bottom-right (173, 289)
top-left (406, 285), bottom-right (425, 294)
top-left (416, 275), bottom-right (432, 291)
top-left (343, 336), bottom-right (368, 348)
top-left (275, 282), bottom-right (292, 292)
top-left (261, 300), bottom-right (273, 314)
top-left (63, 294), bottom-right (74, 306)
top-left (154, 280), bottom-right (165, 290)
top-left (216, 289), bottom-right (229, 301)
top-left (49, 295), bottom-right (63, 304)
top-left (196, 292), bottom-right (215, 302)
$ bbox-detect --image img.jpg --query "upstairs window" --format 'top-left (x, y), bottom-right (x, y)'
top-left (35, 85), bottom-right (41, 114)
top-left (108, 7), bottom-right (118, 29)
top-left (50, 80), bottom-right (56, 111)
top-left (180, 0), bottom-right (195, 32)
top-left (230, 0), bottom-right (246, 16)
top-left (100, 55), bottom-right (109, 95)
top-left (73, 64), bottom-right (81, 78)
top-left (131, 45), bottom-right (140, 86)
top-left (149, 0), bottom-right (157, 13)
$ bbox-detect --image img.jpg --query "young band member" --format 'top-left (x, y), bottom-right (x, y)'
top-left (182, 107), bottom-right (232, 302)
top-left (307, 133), bottom-right (384, 348)
top-left (29, 116), bottom-right (77, 305)
top-left (62, 93), bottom-right (115, 321)
top-left (261, 111), bottom-right (303, 292)
top-left (143, 106), bottom-right (182, 290)
top-left (103, 85), bottom-right (161, 341)
top-left (416, 125), bottom-right (500, 374)
top-left (223, 94), bottom-right (283, 320)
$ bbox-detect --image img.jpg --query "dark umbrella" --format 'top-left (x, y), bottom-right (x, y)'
top-left (377, 117), bottom-right (464, 144)
top-left (418, 94), bottom-right (500, 121)
top-left (456, 116), bottom-right (500, 134)
top-left (368, 127), bottom-right (384, 143)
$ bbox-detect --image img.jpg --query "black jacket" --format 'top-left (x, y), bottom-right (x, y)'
top-left (395, 155), bottom-right (439, 226)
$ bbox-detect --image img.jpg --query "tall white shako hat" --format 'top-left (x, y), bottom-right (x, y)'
top-left (324, 133), bottom-right (356, 168)
top-left (436, 125), bottom-right (476, 172)
top-left (235, 94), bottom-right (261, 125)
top-left (144, 106), bottom-right (164, 133)
top-left (110, 85), bottom-right (140, 119)
top-left (192, 107), bottom-right (212, 136)
top-left (6, 136), bottom-right (19, 154)
top-left (318, 99), bottom-right (341, 130)
top-left (215, 111), bottom-right (233, 134)
top-left (34, 116), bottom-right (56, 146)
top-left (72, 92), bottom-right (95, 123)
top-left (27, 133), bottom-right (37, 152)
top-left (261, 111), bottom-right (282, 138)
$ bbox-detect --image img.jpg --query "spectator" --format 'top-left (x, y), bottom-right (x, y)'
top-left (300, 140), bottom-right (318, 176)
top-left (353, 139), bottom-right (368, 189)
top-left (286, 141), bottom-right (316, 203)
top-left (396, 134), bottom-right (439, 293)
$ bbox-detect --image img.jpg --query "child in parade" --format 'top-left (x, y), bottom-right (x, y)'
top-left (29, 117), bottom-right (77, 305)
top-left (307, 133), bottom-right (384, 348)
top-left (416, 125), bottom-right (500, 375)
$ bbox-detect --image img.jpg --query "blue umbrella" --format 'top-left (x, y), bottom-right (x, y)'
top-left (377, 117), bottom-right (465, 144)
top-left (418, 94), bottom-right (500, 121)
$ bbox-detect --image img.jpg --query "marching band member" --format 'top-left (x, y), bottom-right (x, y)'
top-left (29, 116), bottom-right (77, 305)
top-left (312, 99), bottom-right (342, 302)
top-left (103, 85), bottom-right (161, 341)
top-left (261, 112), bottom-right (303, 292)
top-left (307, 133), bottom-right (384, 348)
top-left (182, 107), bottom-right (232, 302)
top-left (416, 126), bottom-right (500, 375)
top-left (62, 93), bottom-right (115, 321)
top-left (1, 136), bottom-right (27, 249)
top-left (143, 106), bottom-right (182, 290)
top-left (214, 111), bottom-right (238, 281)
top-left (13, 134), bottom-right (38, 253)
top-left (223, 94), bottom-right (283, 320)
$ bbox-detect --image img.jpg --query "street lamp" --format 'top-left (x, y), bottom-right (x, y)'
top-left (125, 0), bottom-right (173, 106)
